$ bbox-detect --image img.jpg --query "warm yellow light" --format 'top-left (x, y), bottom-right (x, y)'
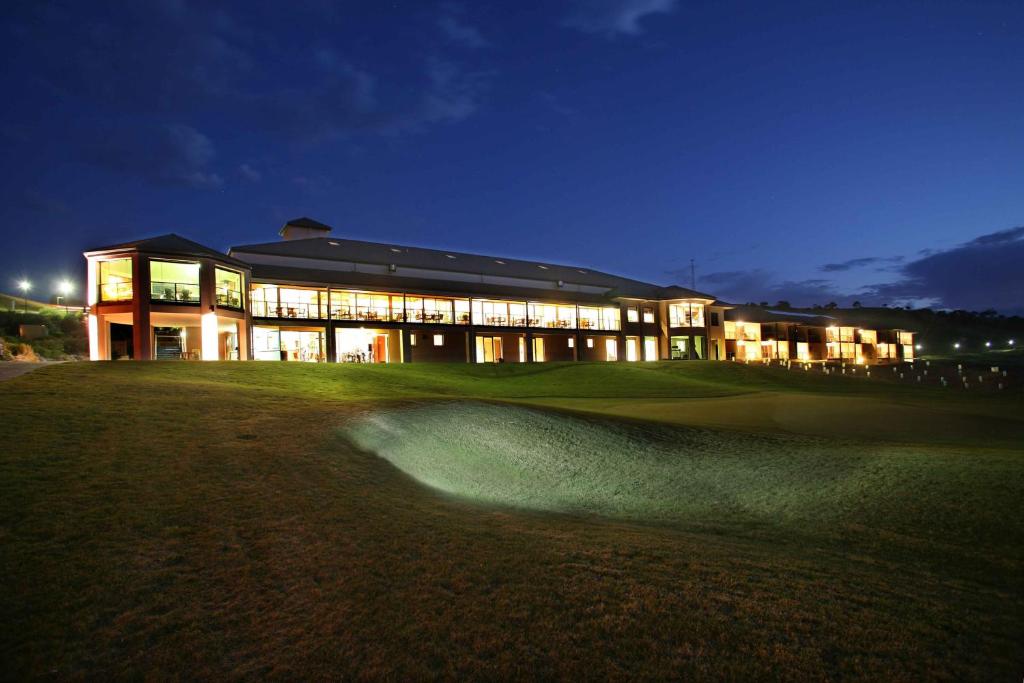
top-left (88, 314), bottom-right (100, 361)
top-left (201, 312), bottom-right (219, 361)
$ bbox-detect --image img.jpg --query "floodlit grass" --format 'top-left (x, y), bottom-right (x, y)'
top-left (1, 361), bottom-right (1022, 679)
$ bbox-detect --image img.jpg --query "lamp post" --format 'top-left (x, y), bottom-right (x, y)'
top-left (17, 279), bottom-right (31, 313)
top-left (56, 280), bottom-right (73, 314)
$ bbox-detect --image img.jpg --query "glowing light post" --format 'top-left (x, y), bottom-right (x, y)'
top-left (56, 279), bottom-right (73, 313)
top-left (16, 278), bottom-right (30, 313)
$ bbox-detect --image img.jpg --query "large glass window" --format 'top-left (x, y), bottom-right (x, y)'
top-left (215, 268), bottom-right (243, 308)
top-left (669, 303), bottom-right (705, 327)
top-left (859, 329), bottom-right (877, 345)
top-left (150, 260), bottom-right (200, 303)
top-left (454, 299), bottom-right (471, 325)
top-left (626, 306), bottom-right (639, 323)
top-left (474, 300), bottom-right (511, 326)
top-left (98, 258), bottom-right (133, 301)
top-left (251, 284), bottom-right (278, 317)
top-left (528, 303), bottom-right (575, 328)
top-left (642, 307), bottom-right (655, 324)
top-left (422, 298), bottom-right (454, 324)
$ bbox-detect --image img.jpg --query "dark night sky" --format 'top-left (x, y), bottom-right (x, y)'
top-left (2, 1), bottom-right (1023, 313)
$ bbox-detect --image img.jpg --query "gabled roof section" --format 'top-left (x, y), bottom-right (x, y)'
top-left (84, 233), bottom-right (250, 268)
top-left (229, 235), bottom-right (668, 294)
top-left (279, 217), bottom-right (332, 235)
top-left (725, 305), bottom-right (835, 326)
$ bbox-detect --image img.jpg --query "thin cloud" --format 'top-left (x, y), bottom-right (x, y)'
top-left (81, 122), bottom-right (224, 189)
top-left (437, 14), bottom-right (489, 49)
top-left (563, 0), bottom-right (677, 38)
top-left (819, 255), bottom-right (903, 272)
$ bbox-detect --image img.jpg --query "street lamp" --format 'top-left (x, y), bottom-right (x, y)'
top-left (985, 341), bottom-right (991, 348)
top-left (1010, 339), bottom-right (1016, 347)
top-left (56, 280), bottom-right (73, 313)
top-left (17, 279), bottom-right (31, 313)
top-left (953, 342), bottom-right (960, 350)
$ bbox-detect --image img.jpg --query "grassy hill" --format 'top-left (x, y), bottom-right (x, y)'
top-left (0, 361), bottom-right (1021, 678)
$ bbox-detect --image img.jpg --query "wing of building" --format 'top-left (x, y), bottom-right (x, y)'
top-left (82, 218), bottom-right (914, 364)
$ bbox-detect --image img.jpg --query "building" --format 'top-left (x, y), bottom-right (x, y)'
top-left (83, 218), bottom-right (913, 364)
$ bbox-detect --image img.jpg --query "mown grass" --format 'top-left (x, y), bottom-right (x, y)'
top-left (0, 361), bottom-right (1022, 679)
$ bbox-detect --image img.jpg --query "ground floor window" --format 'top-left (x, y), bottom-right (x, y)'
top-left (605, 338), bottom-right (618, 361)
top-left (670, 336), bottom-right (688, 360)
top-left (476, 335), bottom-right (503, 363)
top-left (626, 336), bottom-right (639, 362)
top-left (644, 336), bottom-right (658, 361)
top-left (532, 336), bottom-right (545, 362)
top-left (797, 342), bottom-right (810, 360)
top-left (336, 328), bottom-right (389, 363)
top-left (254, 326), bottom-right (325, 362)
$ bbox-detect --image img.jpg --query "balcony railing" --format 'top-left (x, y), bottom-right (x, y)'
top-left (252, 300), bottom-right (326, 319)
top-left (151, 281), bottom-right (200, 303)
top-left (331, 306), bottom-right (405, 323)
top-left (99, 281), bottom-right (133, 302)
top-left (578, 319), bottom-right (621, 331)
top-left (216, 287), bottom-right (243, 309)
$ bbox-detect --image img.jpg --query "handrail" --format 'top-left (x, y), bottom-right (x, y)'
top-left (151, 281), bottom-right (200, 303)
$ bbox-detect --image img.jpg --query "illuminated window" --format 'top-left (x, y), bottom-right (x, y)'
top-left (669, 303), bottom-right (705, 327)
top-left (644, 336), bottom-right (657, 360)
top-left (627, 306), bottom-right (639, 323)
top-left (98, 258), bottom-right (133, 301)
top-left (586, 338), bottom-right (594, 348)
top-left (642, 307), bottom-right (655, 323)
top-left (433, 334), bottom-right (444, 346)
top-left (568, 337), bottom-right (575, 348)
top-left (409, 334), bottom-right (417, 346)
top-left (215, 268), bottom-right (243, 309)
top-left (150, 260), bottom-right (200, 303)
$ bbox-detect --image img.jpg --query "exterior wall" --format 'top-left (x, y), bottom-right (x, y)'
top-left (408, 328), bottom-right (468, 362)
top-left (578, 334), bottom-right (619, 361)
top-left (532, 332), bottom-right (575, 362)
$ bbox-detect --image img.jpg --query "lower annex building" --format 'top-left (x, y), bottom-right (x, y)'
top-left (83, 218), bottom-right (914, 365)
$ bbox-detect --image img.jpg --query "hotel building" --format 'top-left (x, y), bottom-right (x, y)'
top-left (83, 218), bottom-right (913, 364)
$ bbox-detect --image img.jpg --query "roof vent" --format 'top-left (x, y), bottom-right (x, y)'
top-left (279, 217), bottom-right (333, 241)
top-left (557, 280), bottom-right (565, 288)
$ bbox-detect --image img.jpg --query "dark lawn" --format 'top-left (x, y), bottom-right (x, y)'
top-left (0, 361), bottom-right (1021, 679)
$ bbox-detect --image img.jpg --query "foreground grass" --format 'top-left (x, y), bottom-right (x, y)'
top-left (1, 361), bottom-right (1022, 679)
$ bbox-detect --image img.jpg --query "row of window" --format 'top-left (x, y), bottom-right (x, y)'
top-left (250, 284), bottom-right (632, 330)
top-left (98, 258), bottom-right (244, 308)
top-left (95, 257), bottom-right (713, 330)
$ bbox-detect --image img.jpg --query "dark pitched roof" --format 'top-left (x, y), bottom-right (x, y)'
top-left (84, 233), bottom-right (250, 268)
top-left (247, 263), bottom-right (616, 304)
top-left (725, 306), bottom-right (835, 326)
top-left (230, 236), bottom-right (715, 300)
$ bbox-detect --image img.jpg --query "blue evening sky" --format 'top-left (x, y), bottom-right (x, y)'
top-left (2, 1), bottom-right (1022, 312)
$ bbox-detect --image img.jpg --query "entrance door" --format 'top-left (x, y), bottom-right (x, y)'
top-left (605, 338), bottom-right (618, 361)
top-left (372, 334), bottom-right (388, 363)
top-left (532, 336), bottom-right (545, 362)
top-left (475, 336), bottom-right (503, 363)
top-left (626, 337), bottom-right (639, 362)
top-left (154, 327), bottom-right (184, 360)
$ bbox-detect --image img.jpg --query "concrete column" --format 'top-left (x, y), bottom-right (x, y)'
top-left (525, 331), bottom-right (534, 362)
top-left (132, 254), bottom-right (152, 360)
top-left (466, 328), bottom-right (476, 362)
top-left (617, 334), bottom-right (627, 362)
top-left (325, 321), bottom-right (337, 362)
top-left (402, 328), bottom-right (414, 363)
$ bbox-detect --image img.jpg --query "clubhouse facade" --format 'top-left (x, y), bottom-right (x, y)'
top-left (83, 218), bottom-right (915, 365)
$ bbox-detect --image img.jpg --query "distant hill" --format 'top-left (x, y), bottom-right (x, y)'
top-left (0, 292), bottom-right (57, 313)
